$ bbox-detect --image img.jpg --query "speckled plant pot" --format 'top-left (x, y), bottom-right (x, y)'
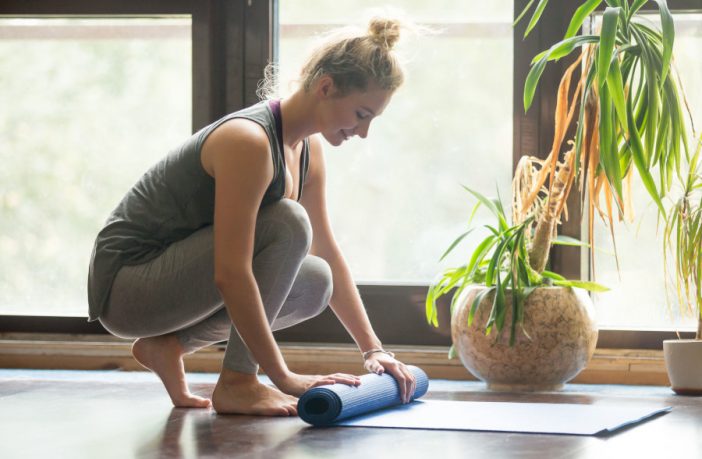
top-left (451, 285), bottom-right (598, 391)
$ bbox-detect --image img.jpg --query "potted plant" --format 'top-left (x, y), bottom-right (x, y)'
top-left (426, 0), bottom-right (691, 390)
top-left (662, 137), bottom-right (702, 395)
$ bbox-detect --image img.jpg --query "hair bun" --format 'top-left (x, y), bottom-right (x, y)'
top-left (368, 17), bottom-right (401, 50)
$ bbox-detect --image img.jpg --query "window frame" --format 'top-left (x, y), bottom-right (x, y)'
top-left (1, 0), bottom-right (700, 350)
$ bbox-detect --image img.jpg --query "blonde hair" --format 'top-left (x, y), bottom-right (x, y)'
top-left (258, 17), bottom-right (404, 100)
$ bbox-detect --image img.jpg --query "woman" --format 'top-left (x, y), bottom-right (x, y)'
top-left (87, 17), bottom-right (416, 416)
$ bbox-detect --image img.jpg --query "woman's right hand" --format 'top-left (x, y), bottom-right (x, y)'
top-left (274, 371), bottom-right (361, 397)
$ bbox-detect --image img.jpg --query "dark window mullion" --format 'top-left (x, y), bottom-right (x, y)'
top-left (242, 0), bottom-right (273, 108)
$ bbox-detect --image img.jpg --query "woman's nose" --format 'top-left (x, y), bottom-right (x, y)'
top-left (355, 121), bottom-right (370, 139)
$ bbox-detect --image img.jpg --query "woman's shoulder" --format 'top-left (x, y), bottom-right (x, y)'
top-left (201, 118), bottom-right (272, 174)
top-left (211, 116), bottom-right (270, 145)
top-left (199, 102), bottom-right (276, 180)
top-left (207, 101), bottom-right (275, 146)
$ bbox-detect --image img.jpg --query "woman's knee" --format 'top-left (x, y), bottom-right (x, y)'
top-left (303, 255), bottom-right (333, 316)
top-left (98, 312), bottom-right (141, 339)
top-left (259, 199), bottom-right (312, 253)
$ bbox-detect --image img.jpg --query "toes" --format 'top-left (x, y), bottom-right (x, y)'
top-left (265, 406), bottom-right (292, 417)
top-left (173, 395), bottom-right (212, 409)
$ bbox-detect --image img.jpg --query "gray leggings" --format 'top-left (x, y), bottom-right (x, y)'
top-left (99, 199), bottom-right (332, 374)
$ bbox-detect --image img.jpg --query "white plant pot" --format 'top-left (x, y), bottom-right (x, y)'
top-left (663, 339), bottom-right (702, 395)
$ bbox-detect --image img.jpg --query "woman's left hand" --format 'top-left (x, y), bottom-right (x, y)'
top-left (364, 353), bottom-right (416, 404)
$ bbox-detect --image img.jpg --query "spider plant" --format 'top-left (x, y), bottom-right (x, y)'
top-left (663, 137), bottom-right (702, 339)
top-left (426, 0), bottom-right (692, 348)
top-left (425, 185), bottom-right (608, 348)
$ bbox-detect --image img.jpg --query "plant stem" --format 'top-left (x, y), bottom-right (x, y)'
top-left (528, 150), bottom-right (574, 273)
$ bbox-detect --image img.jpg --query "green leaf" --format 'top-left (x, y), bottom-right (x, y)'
top-left (524, 0), bottom-right (550, 39)
top-left (466, 235), bottom-right (498, 280)
top-left (598, 7), bottom-right (621, 90)
top-left (448, 344), bottom-right (457, 360)
top-left (519, 256), bottom-right (543, 285)
top-left (565, 0), bottom-right (603, 39)
top-left (631, 26), bottom-right (661, 165)
top-left (553, 279), bottom-right (611, 292)
top-left (524, 35), bottom-right (600, 112)
top-left (626, 94), bottom-right (667, 217)
top-left (469, 287), bottom-right (495, 326)
top-left (629, 0), bottom-right (649, 18)
top-left (467, 200), bottom-right (482, 225)
top-left (606, 58), bottom-right (628, 133)
top-left (461, 185), bottom-right (508, 231)
top-left (542, 270), bottom-right (566, 281)
top-left (599, 84), bottom-right (624, 201)
top-left (439, 228), bottom-right (475, 262)
top-left (654, 102), bottom-right (671, 165)
top-left (425, 284), bottom-right (438, 326)
top-left (524, 55), bottom-right (548, 112)
top-left (530, 49), bottom-right (549, 65)
top-left (652, 0), bottom-right (674, 85)
top-left (494, 272), bottom-right (507, 332)
top-left (485, 234), bottom-right (510, 286)
top-left (552, 235), bottom-right (589, 248)
top-left (546, 35), bottom-right (600, 62)
top-left (513, 0), bottom-right (536, 27)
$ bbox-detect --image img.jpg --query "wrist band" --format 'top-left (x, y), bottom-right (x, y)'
top-left (362, 348), bottom-right (395, 360)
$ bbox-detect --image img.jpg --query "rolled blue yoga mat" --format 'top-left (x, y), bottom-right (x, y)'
top-left (298, 365), bottom-right (429, 426)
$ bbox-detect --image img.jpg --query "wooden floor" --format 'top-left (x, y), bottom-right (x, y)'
top-left (1, 369), bottom-right (701, 459)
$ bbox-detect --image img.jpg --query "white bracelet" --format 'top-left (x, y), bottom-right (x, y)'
top-left (362, 348), bottom-right (395, 360)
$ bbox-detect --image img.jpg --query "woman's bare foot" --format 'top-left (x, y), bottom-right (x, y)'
top-left (132, 335), bottom-right (212, 409)
top-left (212, 369), bottom-right (298, 416)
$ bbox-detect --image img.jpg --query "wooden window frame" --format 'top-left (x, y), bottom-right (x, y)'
top-left (1, 0), bottom-right (700, 350)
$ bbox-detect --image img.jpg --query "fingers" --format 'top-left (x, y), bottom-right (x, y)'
top-left (363, 356), bottom-right (417, 403)
top-left (389, 363), bottom-right (416, 404)
top-left (325, 373), bottom-right (362, 386)
top-left (309, 373), bottom-right (362, 389)
top-left (364, 359), bottom-right (385, 375)
top-left (404, 366), bottom-right (416, 403)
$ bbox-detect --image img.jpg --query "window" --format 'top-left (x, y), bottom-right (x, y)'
top-left (0, 17), bottom-right (192, 316)
top-left (278, 0), bottom-right (514, 283)
top-left (3, 1), bottom-right (699, 346)
top-left (590, 12), bottom-right (702, 331)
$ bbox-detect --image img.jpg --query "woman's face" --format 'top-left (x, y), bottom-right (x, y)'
top-left (317, 79), bottom-right (394, 147)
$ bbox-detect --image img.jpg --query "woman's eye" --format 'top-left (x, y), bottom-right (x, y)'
top-left (356, 111), bottom-right (368, 120)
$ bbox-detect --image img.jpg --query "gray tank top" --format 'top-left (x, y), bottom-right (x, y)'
top-left (87, 100), bottom-right (310, 321)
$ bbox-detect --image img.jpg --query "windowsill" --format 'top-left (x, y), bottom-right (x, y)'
top-left (0, 332), bottom-right (671, 386)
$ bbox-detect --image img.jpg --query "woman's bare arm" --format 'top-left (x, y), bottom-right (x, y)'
top-left (205, 119), bottom-right (291, 382)
top-left (299, 135), bottom-right (416, 402)
top-left (204, 121), bottom-right (361, 395)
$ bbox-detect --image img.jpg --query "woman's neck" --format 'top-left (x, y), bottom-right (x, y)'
top-left (278, 89), bottom-right (319, 149)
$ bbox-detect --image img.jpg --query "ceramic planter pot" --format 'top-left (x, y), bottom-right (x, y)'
top-left (451, 285), bottom-right (598, 391)
top-left (663, 339), bottom-right (702, 395)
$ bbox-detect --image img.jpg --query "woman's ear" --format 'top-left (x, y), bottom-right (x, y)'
top-left (315, 75), bottom-right (336, 98)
